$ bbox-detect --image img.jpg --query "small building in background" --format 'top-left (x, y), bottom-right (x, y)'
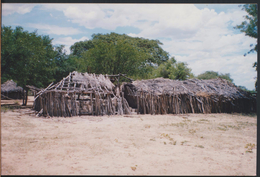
top-left (1, 80), bottom-right (23, 100)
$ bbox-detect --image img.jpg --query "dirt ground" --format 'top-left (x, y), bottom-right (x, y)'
top-left (1, 97), bottom-right (257, 175)
top-left (1, 96), bottom-right (34, 106)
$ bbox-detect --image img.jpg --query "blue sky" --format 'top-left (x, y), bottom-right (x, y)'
top-left (2, 3), bottom-right (257, 90)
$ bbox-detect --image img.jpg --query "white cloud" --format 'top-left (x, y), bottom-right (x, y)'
top-left (160, 29), bottom-right (257, 90)
top-left (41, 4), bottom-right (205, 32)
top-left (229, 9), bottom-right (248, 27)
top-left (4, 4), bottom-right (256, 89)
top-left (174, 53), bottom-right (257, 90)
top-left (127, 33), bottom-right (140, 38)
top-left (26, 23), bottom-right (82, 35)
top-left (41, 4), bottom-right (249, 42)
top-left (2, 4), bottom-right (36, 16)
top-left (52, 36), bottom-right (89, 54)
top-left (43, 3), bottom-right (253, 89)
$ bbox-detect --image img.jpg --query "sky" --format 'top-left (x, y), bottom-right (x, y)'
top-left (2, 3), bottom-right (257, 90)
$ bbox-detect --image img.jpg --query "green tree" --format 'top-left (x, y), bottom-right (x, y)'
top-left (170, 62), bottom-right (194, 80)
top-left (197, 71), bottom-right (233, 82)
top-left (91, 33), bottom-right (169, 65)
top-left (1, 26), bottom-right (58, 105)
top-left (151, 57), bottom-right (194, 80)
top-left (238, 85), bottom-right (256, 94)
top-left (150, 57), bottom-right (176, 78)
top-left (53, 45), bottom-right (78, 83)
top-left (71, 32), bottom-right (170, 78)
top-left (70, 40), bottom-right (94, 57)
top-left (81, 37), bottom-right (147, 78)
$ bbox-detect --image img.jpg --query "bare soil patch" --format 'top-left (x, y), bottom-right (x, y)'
top-left (1, 107), bottom-right (257, 175)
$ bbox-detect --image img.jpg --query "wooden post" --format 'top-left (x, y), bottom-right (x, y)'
top-left (91, 93), bottom-right (93, 115)
top-left (50, 92), bottom-right (53, 116)
top-left (137, 95), bottom-right (139, 114)
top-left (60, 94), bottom-right (65, 117)
top-left (190, 96), bottom-right (194, 113)
top-left (42, 95), bottom-right (47, 116)
top-left (143, 91), bottom-right (146, 114)
top-left (95, 93), bottom-right (98, 115)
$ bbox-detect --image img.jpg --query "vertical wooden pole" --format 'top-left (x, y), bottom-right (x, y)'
top-left (143, 92), bottom-right (146, 114)
top-left (50, 92), bottom-right (53, 116)
top-left (90, 93), bottom-right (93, 115)
top-left (137, 95), bottom-right (139, 114)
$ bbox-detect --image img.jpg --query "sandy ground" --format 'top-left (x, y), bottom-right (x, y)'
top-left (1, 96), bottom-right (34, 106)
top-left (1, 98), bottom-right (257, 175)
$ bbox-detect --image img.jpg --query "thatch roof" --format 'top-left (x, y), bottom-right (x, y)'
top-left (42, 71), bottom-right (115, 94)
top-left (33, 71), bottom-right (116, 101)
top-left (1, 80), bottom-right (23, 93)
top-left (124, 77), bottom-right (253, 101)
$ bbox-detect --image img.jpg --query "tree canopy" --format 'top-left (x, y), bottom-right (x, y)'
top-left (197, 71), bottom-right (233, 82)
top-left (69, 32), bottom-right (170, 79)
top-left (3, 25), bottom-right (253, 101)
top-left (70, 40), bottom-right (94, 57)
top-left (1, 26), bottom-right (75, 104)
top-left (149, 57), bottom-right (194, 80)
top-left (1, 26), bottom-right (56, 88)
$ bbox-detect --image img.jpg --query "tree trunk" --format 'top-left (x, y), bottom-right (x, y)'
top-left (22, 88), bottom-right (25, 105)
top-left (25, 89), bottom-right (28, 105)
top-left (22, 88), bottom-right (28, 106)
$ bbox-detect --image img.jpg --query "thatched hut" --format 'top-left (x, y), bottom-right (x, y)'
top-left (122, 78), bottom-right (256, 114)
top-left (1, 80), bottom-right (23, 100)
top-left (34, 71), bottom-right (132, 117)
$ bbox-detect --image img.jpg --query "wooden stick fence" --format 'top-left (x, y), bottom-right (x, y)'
top-left (34, 91), bottom-right (132, 117)
top-left (122, 78), bottom-right (256, 115)
top-left (132, 91), bottom-right (256, 114)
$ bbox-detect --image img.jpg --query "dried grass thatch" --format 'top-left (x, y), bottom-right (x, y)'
top-left (1, 80), bottom-right (23, 99)
top-left (1, 80), bottom-right (23, 93)
top-left (34, 71), bottom-right (131, 117)
top-left (122, 77), bottom-right (256, 114)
